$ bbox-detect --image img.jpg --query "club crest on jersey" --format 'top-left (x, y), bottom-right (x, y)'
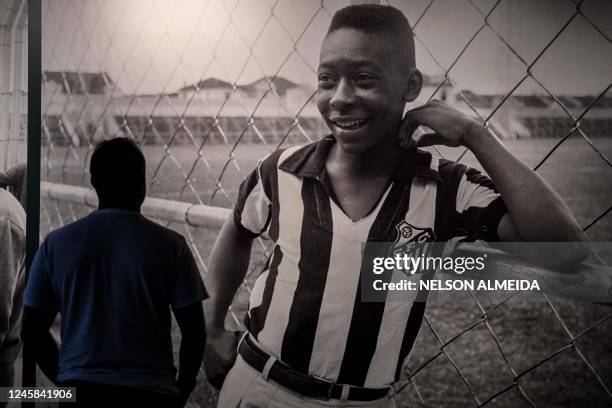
top-left (391, 221), bottom-right (436, 260)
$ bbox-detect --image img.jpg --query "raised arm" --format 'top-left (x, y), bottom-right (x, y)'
top-left (203, 215), bottom-right (254, 389)
top-left (401, 101), bottom-right (587, 258)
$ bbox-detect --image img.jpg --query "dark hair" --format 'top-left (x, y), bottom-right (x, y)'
top-left (327, 4), bottom-right (415, 67)
top-left (90, 137), bottom-right (146, 207)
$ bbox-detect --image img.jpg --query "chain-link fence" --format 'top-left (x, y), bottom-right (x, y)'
top-left (39, 0), bottom-right (612, 406)
top-left (0, 0), bottom-right (27, 173)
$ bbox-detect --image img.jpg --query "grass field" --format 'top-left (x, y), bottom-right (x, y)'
top-left (40, 136), bottom-right (612, 407)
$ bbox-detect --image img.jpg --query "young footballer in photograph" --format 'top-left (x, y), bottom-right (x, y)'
top-left (204, 5), bottom-right (586, 407)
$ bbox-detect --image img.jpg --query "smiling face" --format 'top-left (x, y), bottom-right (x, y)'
top-left (317, 28), bottom-right (419, 155)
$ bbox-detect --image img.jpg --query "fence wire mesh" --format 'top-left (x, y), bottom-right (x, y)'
top-left (39, 0), bottom-right (612, 406)
top-left (0, 0), bottom-right (27, 173)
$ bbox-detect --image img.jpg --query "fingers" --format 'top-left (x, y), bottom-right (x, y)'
top-left (404, 99), bottom-right (445, 114)
top-left (398, 136), bottom-right (416, 151)
top-left (397, 119), bottom-right (419, 150)
top-left (403, 106), bottom-right (434, 132)
top-left (399, 101), bottom-right (443, 149)
top-left (403, 102), bottom-right (450, 140)
top-left (398, 111), bottom-right (435, 150)
top-left (400, 100), bottom-right (465, 148)
top-left (414, 132), bottom-right (447, 148)
top-left (399, 114), bottom-right (419, 136)
top-left (398, 109), bottom-right (421, 150)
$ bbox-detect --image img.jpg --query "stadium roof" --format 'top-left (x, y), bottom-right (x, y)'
top-left (44, 71), bottom-right (115, 95)
top-left (178, 76), bottom-right (301, 96)
top-left (241, 77), bottom-right (300, 96)
top-left (178, 78), bottom-right (234, 93)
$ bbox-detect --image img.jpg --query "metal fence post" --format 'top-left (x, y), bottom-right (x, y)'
top-left (23, 0), bottom-right (40, 390)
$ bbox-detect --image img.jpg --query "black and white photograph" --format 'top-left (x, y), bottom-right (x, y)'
top-left (1, 0), bottom-right (611, 407)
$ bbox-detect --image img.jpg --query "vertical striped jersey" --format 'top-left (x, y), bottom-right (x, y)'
top-left (233, 135), bottom-right (507, 388)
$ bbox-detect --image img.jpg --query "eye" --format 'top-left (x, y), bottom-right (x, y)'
top-left (318, 73), bottom-right (336, 89)
top-left (355, 73), bottom-right (377, 87)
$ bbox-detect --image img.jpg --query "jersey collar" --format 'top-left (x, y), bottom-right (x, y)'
top-left (278, 135), bottom-right (442, 183)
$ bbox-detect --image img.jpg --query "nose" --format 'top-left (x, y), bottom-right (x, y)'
top-left (329, 78), bottom-right (354, 110)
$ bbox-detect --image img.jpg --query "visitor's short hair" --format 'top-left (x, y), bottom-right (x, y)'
top-left (327, 4), bottom-right (415, 67)
top-left (90, 137), bottom-right (146, 204)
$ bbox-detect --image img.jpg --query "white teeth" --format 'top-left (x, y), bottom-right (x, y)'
top-left (333, 120), bottom-right (366, 130)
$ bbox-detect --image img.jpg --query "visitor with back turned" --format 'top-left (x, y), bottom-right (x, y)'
top-left (23, 137), bottom-right (207, 407)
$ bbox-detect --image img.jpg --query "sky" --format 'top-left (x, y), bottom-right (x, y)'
top-left (41, 0), bottom-right (612, 96)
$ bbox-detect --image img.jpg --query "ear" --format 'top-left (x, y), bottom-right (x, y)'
top-left (402, 68), bottom-right (423, 103)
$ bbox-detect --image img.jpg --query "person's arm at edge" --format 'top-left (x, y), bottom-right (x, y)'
top-left (173, 302), bottom-right (206, 407)
top-left (203, 215), bottom-right (254, 388)
top-left (0, 216), bottom-right (25, 386)
top-left (404, 101), bottom-right (588, 262)
top-left (21, 306), bottom-right (59, 384)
